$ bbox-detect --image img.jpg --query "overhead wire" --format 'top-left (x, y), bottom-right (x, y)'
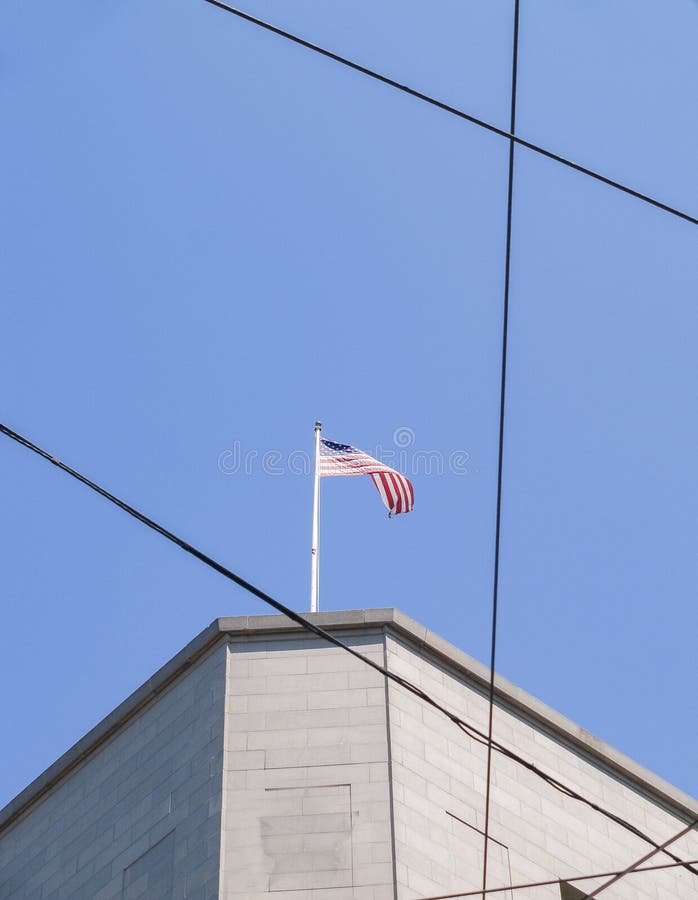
top-left (192, 3), bottom-right (698, 894)
top-left (1, 422), bottom-right (697, 882)
top-left (200, 0), bottom-right (698, 227)
top-left (418, 856), bottom-right (698, 899)
top-left (2, 6), bottom-right (693, 898)
top-left (578, 817), bottom-right (698, 899)
top-left (482, 1), bottom-right (520, 896)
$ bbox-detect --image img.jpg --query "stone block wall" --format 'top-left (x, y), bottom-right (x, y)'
top-left (1, 612), bottom-right (695, 900)
top-left (385, 631), bottom-right (698, 900)
top-left (219, 630), bottom-right (395, 900)
top-left (0, 642), bottom-right (227, 900)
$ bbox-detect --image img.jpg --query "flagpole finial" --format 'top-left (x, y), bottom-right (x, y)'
top-left (315, 421), bottom-right (322, 431)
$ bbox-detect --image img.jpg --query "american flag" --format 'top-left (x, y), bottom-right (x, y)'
top-left (319, 438), bottom-right (414, 517)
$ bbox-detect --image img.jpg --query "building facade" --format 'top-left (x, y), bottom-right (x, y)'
top-left (0, 609), bottom-right (696, 899)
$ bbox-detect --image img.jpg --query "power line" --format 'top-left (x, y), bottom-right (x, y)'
top-left (3, 7), bottom-right (692, 897)
top-left (419, 857), bottom-right (698, 899)
top-left (1, 421), bottom-right (697, 882)
top-left (200, 0), bottom-right (698, 227)
top-left (482, 2), bottom-right (520, 897)
top-left (578, 817), bottom-right (698, 899)
top-left (193, 3), bottom-right (698, 890)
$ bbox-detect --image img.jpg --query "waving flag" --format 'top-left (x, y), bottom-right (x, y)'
top-left (319, 438), bottom-right (414, 516)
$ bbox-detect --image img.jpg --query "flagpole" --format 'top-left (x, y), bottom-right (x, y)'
top-left (310, 421), bottom-right (322, 612)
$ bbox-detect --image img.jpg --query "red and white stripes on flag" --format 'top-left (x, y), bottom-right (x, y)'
top-left (319, 438), bottom-right (414, 517)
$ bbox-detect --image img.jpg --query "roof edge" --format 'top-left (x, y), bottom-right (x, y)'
top-left (0, 619), bottom-right (227, 835)
top-left (382, 609), bottom-right (698, 822)
top-left (1, 608), bottom-right (695, 835)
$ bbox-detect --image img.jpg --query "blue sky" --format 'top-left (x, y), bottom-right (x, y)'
top-left (1, 0), bottom-right (696, 807)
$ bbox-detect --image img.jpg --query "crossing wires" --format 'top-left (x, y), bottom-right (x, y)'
top-left (2, 6), bottom-right (696, 898)
top-left (417, 856), bottom-right (698, 899)
top-left (577, 818), bottom-right (698, 899)
top-left (191, 8), bottom-right (697, 896)
top-left (200, 0), bottom-right (698, 227)
top-left (1, 422), bottom-right (696, 884)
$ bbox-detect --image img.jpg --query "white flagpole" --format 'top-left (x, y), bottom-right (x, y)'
top-left (310, 421), bottom-right (322, 612)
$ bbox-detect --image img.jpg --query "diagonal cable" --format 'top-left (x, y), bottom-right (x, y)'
top-left (1, 420), bottom-right (697, 882)
top-left (418, 856), bottom-right (698, 898)
top-left (201, 0), bottom-right (697, 226)
top-left (578, 817), bottom-right (698, 898)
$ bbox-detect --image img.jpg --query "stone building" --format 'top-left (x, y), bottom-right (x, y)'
top-left (0, 609), bottom-right (696, 899)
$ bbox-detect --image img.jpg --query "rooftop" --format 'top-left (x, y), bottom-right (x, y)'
top-left (2, 607), bottom-right (696, 834)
